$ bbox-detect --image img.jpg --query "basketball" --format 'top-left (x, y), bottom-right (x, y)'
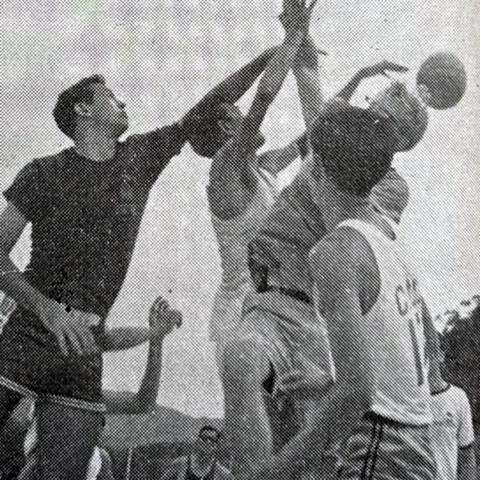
top-left (416, 52), bottom-right (466, 110)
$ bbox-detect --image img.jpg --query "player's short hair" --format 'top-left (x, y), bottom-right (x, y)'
top-left (310, 103), bottom-right (396, 198)
top-left (198, 425), bottom-right (221, 441)
top-left (189, 103), bottom-right (243, 158)
top-left (53, 75), bottom-right (106, 139)
top-left (391, 88), bottom-right (429, 152)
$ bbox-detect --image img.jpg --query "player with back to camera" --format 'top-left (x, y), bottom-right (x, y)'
top-left (307, 102), bottom-right (435, 480)
top-left (224, 40), bottom-right (429, 480)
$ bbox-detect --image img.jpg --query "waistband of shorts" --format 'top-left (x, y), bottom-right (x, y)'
top-left (243, 290), bottom-right (314, 319)
top-left (0, 375), bottom-right (106, 412)
top-left (257, 284), bottom-right (311, 304)
top-left (364, 411), bottom-right (429, 429)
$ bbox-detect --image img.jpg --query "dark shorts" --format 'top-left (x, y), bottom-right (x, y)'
top-left (0, 308), bottom-right (105, 412)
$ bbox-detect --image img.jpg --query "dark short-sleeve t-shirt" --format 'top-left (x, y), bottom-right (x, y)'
top-left (4, 124), bottom-right (185, 319)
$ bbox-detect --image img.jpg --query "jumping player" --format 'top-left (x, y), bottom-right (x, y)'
top-left (0, 42), bottom-right (282, 479)
top-left (207, 0), bottom-right (321, 476)
top-left (223, 55), bottom-right (424, 480)
top-left (306, 103), bottom-right (434, 479)
top-left (204, 11), bottom-right (322, 373)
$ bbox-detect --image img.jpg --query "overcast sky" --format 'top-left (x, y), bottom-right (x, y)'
top-left (1, 0), bottom-right (479, 417)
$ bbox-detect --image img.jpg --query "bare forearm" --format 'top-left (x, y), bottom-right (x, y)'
top-left (98, 327), bottom-right (150, 352)
top-left (293, 37), bottom-right (323, 128)
top-left (240, 32), bottom-right (304, 154)
top-left (0, 249), bottom-right (49, 315)
top-left (257, 141), bottom-right (300, 175)
top-left (335, 71), bottom-right (365, 102)
top-left (183, 47), bottom-right (277, 120)
top-left (134, 343), bottom-right (163, 412)
top-left (259, 383), bottom-right (368, 480)
top-left (293, 67), bottom-right (323, 128)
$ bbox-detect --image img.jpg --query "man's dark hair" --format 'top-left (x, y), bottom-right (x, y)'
top-left (310, 104), bottom-right (396, 198)
top-left (53, 75), bottom-right (106, 139)
top-left (199, 425), bottom-right (221, 440)
top-left (188, 103), bottom-right (242, 158)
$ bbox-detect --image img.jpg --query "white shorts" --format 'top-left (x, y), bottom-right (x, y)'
top-left (339, 413), bottom-right (435, 480)
top-left (237, 290), bottom-right (332, 382)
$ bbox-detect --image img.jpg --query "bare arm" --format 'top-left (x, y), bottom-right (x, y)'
top-left (292, 36), bottom-right (324, 129)
top-left (308, 234), bottom-right (373, 444)
top-left (208, 1), bottom-right (315, 220)
top-left (257, 140), bottom-right (300, 175)
top-left (335, 61), bottom-right (409, 102)
top-left (257, 35), bottom-right (323, 176)
top-left (458, 446), bottom-right (477, 480)
top-left (0, 203), bottom-right (47, 315)
top-left (98, 327), bottom-right (150, 352)
top-left (180, 48), bottom-right (277, 129)
top-left (103, 298), bottom-right (182, 414)
top-left (251, 233), bottom-right (372, 480)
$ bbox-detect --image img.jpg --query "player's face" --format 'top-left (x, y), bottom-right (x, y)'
top-left (195, 430), bottom-right (218, 456)
top-left (368, 82), bottom-right (417, 151)
top-left (89, 83), bottom-right (129, 137)
top-left (218, 104), bottom-right (265, 149)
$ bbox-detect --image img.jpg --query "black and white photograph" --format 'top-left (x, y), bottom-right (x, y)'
top-left (0, 1), bottom-right (478, 479)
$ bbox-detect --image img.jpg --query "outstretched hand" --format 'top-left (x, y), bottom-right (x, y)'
top-left (279, 0), bottom-right (319, 35)
top-left (360, 60), bottom-right (408, 79)
top-left (149, 296), bottom-right (182, 342)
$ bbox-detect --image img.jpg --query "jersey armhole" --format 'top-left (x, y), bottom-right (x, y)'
top-left (336, 225), bottom-right (381, 315)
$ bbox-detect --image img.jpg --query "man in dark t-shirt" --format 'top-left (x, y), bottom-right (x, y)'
top-left (0, 47), bottom-right (277, 480)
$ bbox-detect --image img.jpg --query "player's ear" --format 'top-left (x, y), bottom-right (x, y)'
top-left (74, 101), bottom-right (93, 118)
top-left (417, 84), bottom-right (433, 106)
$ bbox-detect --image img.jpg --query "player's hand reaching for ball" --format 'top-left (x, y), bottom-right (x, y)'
top-left (360, 60), bottom-right (409, 79)
top-left (38, 299), bottom-right (100, 356)
top-left (149, 296), bottom-right (182, 343)
top-left (279, 0), bottom-right (319, 36)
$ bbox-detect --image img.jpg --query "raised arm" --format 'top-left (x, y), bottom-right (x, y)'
top-left (208, 1), bottom-right (316, 219)
top-left (257, 34), bottom-right (323, 176)
top-left (181, 48), bottom-right (277, 125)
top-left (103, 297), bottom-right (182, 414)
top-left (335, 60), bottom-right (409, 102)
top-left (235, 1), bottom-right (316, 157)
top-left (292, 36), bottom-right (324, 129)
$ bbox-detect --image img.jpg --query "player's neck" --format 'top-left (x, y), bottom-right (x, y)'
top-left (323, 191), bottom-right (372, 232)
top-left (74, 128), bottom-right (118, 163)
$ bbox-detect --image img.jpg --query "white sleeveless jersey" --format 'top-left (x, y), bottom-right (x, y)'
top-left (209, 158), bottom-right (279, 342)
top-left (337, 219), bottom-right (432, 426)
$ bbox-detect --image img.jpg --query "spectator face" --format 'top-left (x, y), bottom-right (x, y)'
top-left (195, 429), bottom-right (219, 457)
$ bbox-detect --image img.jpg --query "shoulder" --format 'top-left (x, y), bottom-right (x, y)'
top-left (310, 227), bottom-right (368, 274)
top-left (370, 168), bottom-right (409, 222)
top-left (450, 385), bottom-right (471, 406)
top-left (25, 149), bottom-right (71, 175)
